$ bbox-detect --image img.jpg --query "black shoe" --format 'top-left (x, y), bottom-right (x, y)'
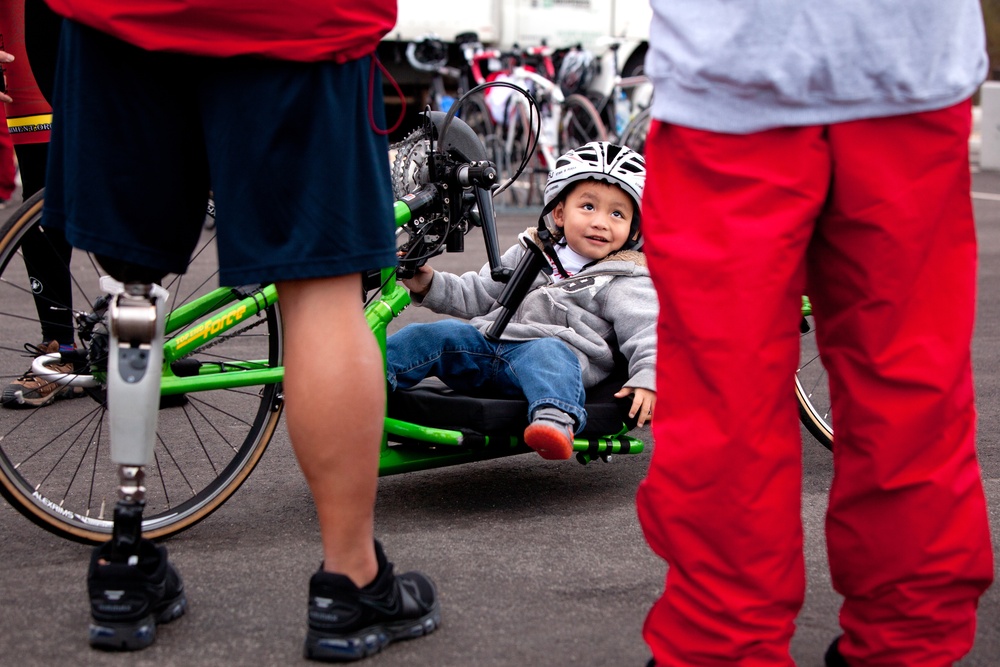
top-left (87, 538), bottom-right (187, 650)
top-left (304, 540), bottom-right (440, 662)
top-left (825, 635), bottom-right (849, 666)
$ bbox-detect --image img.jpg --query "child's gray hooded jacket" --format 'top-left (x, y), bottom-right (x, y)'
top-left (415, 228), bottom-right (657, 392)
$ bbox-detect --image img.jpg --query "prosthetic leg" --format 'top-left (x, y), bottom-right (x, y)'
top-left (88, 275), bottom-right (186, 651)
top-left (100, 276), bottom-right (169, 561)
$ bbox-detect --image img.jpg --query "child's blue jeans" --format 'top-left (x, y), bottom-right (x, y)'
top-left (386, 320), bottom-right (588, 430)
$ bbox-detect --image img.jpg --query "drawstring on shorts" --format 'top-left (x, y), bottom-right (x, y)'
top-left (369, 54), bottom-right (405, 136)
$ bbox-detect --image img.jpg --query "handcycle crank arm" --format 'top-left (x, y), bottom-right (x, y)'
top-left (473, 184), bottom-right (511, 284)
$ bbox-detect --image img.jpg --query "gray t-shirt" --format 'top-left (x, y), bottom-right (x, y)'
top-left (645, 0), bottom-right (987, 133)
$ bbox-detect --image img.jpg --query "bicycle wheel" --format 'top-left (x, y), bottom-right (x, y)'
top-left (558, 92), bottom-right (608, 154)
top-left (796, 312), bottom-right (833, 450)
top-left (456, 92), bottom-right (500, 166)
top-left (498, 96), bottom-right (538, 207)
top-left (586, 90), bottom-right (615, 144)
top-left (619, 106), bottom-right (652, 154)
top-left (0, 191), bottom-right (285, 543)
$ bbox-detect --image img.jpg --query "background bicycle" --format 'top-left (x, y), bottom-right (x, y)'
top-left (480, 43), bottom-right (608, 206)
top-left (403, 33), bottom-right (498, 162)
top-left (571, 38), bottom-right (653, 147)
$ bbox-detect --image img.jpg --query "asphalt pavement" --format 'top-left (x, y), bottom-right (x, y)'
top-left (1, 171), bottom-right (999, 666)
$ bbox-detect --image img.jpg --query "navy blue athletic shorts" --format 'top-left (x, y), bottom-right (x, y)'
top-left (44, 20), bottom-right (397, 286)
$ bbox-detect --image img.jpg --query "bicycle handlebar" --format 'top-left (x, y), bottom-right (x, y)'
top-left (468, 44), bottom-right (557, 85)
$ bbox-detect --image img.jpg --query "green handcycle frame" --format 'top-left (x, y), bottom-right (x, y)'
top-left (157, 197), bottom-right (645, 476)
top-left (0, 188), bottom-right (645, 545)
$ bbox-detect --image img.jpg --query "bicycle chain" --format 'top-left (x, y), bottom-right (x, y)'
top-left (174, 315), bottom-right (269, 361)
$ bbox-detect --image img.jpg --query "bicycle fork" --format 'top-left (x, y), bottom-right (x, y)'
top-left (102, 277), bottom-right (169, 560)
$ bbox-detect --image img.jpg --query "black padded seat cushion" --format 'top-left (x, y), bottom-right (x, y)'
top-left (386, 371), bottom-right (638, 438)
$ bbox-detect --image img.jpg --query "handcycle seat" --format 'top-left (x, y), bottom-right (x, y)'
top-left (386, 363), bottom-right (639, 439)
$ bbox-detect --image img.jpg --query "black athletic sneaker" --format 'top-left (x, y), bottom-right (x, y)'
top-left (87, 538), bottom-right (187, 650)
top-left (304, 540), bottom-right (440, 662)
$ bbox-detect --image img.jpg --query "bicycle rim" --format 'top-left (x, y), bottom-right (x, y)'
top-left (559, 93), bottom-right (608, 154)
top-left (457, 92), bottom-right (500, 167)
top-left (796, 312), bottom-right (833, 450)
top-left (620, 107), bottom-right (652, 155)
top-left (498, 98), bottom-right (537, 207)
top-left (0, 192), bottom-right (284, 543)
top-left (585, 90), bottom-right (615, 144)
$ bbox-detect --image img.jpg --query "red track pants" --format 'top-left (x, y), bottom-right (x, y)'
top-left (637, 100), bottom-right (993, 666)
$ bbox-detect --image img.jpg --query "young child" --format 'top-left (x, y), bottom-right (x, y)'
top-left (387, 141), bottom-right (656, 460)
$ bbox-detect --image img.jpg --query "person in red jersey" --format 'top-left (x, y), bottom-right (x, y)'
top-left (42, 1), bottom-right (440, 660)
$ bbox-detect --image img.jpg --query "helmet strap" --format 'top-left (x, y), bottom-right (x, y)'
top-left (536, 218), bottom-right (571, 279)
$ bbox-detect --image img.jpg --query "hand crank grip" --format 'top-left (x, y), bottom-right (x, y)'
top-left (485, 242), bottom-right (547, 341)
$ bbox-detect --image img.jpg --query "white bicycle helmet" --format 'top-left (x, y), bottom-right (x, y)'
top-left (541, 141), bottom-right (646, 249)
top-left (556, 48), bottom-right (597, 97)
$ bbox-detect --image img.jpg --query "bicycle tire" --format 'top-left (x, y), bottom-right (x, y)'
top-left (585, 90), bottom-right (615, 144)
top-left (456, 92), bottom-right (500, 167)
top-left (0, 191), bottom-right (285, 543)
top-left (498, 96), bottom-right (538, 207)
top-left (558, 92), bottom-right (608, 154)
top-left (619, 106), bottom-right (652, 154)
top-left (796, 312), bottom-right (833, 450)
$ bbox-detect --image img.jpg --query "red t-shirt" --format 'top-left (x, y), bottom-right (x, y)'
top-left (1, 0), bottom-right (52, 144)
top-left (43, 0), bottom-right (396, 63)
